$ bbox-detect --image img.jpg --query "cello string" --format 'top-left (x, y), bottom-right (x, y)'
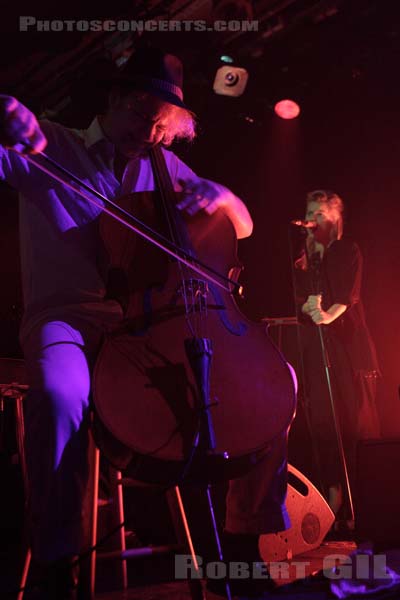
top-left (149, 147), bottom-right (192, 334)
top-left (148, 148), bottom-right (211, 477)
top-left (150, 146), bottom-right (197, 337)
top-left (150, 147), bottom-right (209, 338)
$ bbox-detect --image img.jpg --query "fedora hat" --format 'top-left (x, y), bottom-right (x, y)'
top-left (113, 47), bottom-right (187, 109)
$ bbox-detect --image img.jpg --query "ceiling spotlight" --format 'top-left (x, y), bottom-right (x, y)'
top-left (213, 65), bottom-right (249, 97)
top-left (274, 99), bottom-right (300, 120)
top-left (220, 55), bottom-right (234, 64)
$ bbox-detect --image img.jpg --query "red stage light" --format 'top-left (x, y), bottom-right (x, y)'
top-left (274, 99), bottom-right (301, 120)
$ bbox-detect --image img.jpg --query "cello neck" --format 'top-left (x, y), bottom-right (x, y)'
top-left (149, 146), bottom-right (192, 252)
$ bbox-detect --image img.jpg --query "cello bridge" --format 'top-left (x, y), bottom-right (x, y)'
top-left (176, 279), bottom-right (209, 312)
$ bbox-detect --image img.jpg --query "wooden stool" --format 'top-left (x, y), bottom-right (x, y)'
top-left (0, 380), bottom-right (30, 600)
top-left (84, 436), bottom-right (203, 598)
top-left (86, 435), bottom-right (204, 598)
top-left (14, 413), bottom-right (203, 598)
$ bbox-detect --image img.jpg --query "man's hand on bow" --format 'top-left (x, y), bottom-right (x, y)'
top-left (0, 95), bottom-right (47, 154)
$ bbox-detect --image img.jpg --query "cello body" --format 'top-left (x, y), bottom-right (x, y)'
top-left (93, 189), bottom-right (297, 484)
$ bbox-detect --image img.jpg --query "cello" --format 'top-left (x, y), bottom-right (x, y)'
top-left (17, 146), bottom-right (296, 486)
top-left (91, 144), bottom-right (297, 484)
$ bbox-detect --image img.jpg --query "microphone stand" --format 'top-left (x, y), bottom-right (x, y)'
top-left (307, 251), bottom-right (355, 522)
top-left (288, 230), bottom-right (327, 497)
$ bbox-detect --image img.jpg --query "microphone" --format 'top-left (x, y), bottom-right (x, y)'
top-left (291, 219), bottom-right (317, 229)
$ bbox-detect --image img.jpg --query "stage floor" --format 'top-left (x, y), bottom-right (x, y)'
top-left (93, 540), bottom-right (362, 599)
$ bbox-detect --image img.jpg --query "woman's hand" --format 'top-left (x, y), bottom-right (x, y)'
top-left (302, 295), bottom-right (346, 325)
top-left (309, 308), bottom-right (336, 325)
top-left (302, 294), bottom-right (322, 315)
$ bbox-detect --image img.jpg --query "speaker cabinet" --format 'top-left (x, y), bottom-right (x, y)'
top-left (355, 438), bottom-right (400, 546)
top-left (259, 464), bottom-right (334, 561)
